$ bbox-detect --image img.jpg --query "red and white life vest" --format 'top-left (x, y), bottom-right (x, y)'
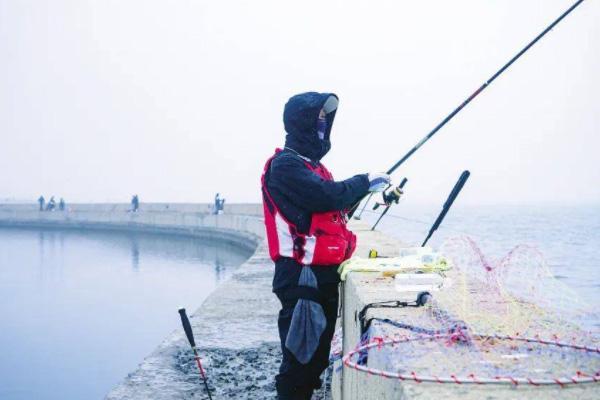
top-left (261, 149), bottom-right (356, 266)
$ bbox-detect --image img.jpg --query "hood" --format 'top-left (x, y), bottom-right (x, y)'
top-left (283, 92), bottom-right (338, 161)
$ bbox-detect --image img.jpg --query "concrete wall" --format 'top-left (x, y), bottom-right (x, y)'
top-left (332, 224), bottom-right (410, 400)
top-left (0, 202), bottom-right (262, 215)
top-left (0, 203), bottom-right (264, 252)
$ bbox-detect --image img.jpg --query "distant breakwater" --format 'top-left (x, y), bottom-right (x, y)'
top-left (0, 203), bottom-right (264, 253)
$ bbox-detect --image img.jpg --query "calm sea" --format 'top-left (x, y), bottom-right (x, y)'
top-left (0, 228), bottom-right (252, 400)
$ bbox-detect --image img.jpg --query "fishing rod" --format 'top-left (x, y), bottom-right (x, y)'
top-left (422, 170), bottom-right (470, 247)
top-left (178, 308), bottom-right (213, 400)
top-left (349, 0), bottom-right (586, 220)
top-left (371, 177), bottom-right (408, 231)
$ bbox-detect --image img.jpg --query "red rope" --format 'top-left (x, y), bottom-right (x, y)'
top-left (411, 371), bottom-right (422, 383)
top-left (527, 377), bottom-right (540, 386)
top-left (342, 333), bottom-right (600, 387)
top-left (468, 373), bottom-right (482, 384)
top-left (554, 378), bottom-right (565, 388)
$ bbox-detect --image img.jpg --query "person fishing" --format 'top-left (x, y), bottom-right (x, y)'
top-left (214, 193), bottom-right (221, 215)
top-left (261, 92), bottom-right (390, 399)
top-left (46, 196), bottom-right (56, 211)
top-left (131, 194), bottom-right (139, 212)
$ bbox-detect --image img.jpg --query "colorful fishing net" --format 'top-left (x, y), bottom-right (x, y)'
top-left (342, 236), bottom-right (600, 387)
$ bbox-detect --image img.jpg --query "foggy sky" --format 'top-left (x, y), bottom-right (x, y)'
top-left (1, 0), bottom-right (598, 205)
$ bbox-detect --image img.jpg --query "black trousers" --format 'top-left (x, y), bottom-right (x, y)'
top-left (274, 283), bottom-right (339, 397)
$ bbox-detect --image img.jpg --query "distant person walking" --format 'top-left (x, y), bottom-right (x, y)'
top-left (38, 195), bottom-right (45, 211)
top-left (131, 195), bottom-right (139, 212)
top-left (59, 198), bottom-right (65, 211)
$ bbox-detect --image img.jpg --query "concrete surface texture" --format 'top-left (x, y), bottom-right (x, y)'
top-left (106, 238), bottom-right (282, 399)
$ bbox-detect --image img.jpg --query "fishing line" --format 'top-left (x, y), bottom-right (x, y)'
top-left (349, 0), bottom-right (586, 219)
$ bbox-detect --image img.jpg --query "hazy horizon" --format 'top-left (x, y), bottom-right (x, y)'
top-left (1, 0), bottom-right (598, 206)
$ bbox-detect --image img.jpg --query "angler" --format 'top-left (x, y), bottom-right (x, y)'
top-left (261, 92), bottom-right (390, 399)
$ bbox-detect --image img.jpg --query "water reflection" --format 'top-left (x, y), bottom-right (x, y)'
top-left (32, 229), bottom-right (253, 281)
top-left (38, 230), bottom-right (45, 267)
top-left (0, 227), bottom-right (253, 400)
top-left (130, 237), bottom-right (140, 270)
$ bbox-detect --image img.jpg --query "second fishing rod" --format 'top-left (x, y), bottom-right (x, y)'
top-left (350, 0), bottom-right (585, 220)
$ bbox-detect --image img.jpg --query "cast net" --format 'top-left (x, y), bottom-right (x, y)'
top-left (342, 236), bottom-right (600, 386)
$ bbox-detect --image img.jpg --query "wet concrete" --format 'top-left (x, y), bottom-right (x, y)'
top-left (106, 240), bottom-right (283, 399)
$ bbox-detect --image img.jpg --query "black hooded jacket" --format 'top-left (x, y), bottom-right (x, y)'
top-left (265, 92), bottom-right (370, 291)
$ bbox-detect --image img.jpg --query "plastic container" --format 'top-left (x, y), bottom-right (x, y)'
top-left (394, 273), bottom-right (444, 294)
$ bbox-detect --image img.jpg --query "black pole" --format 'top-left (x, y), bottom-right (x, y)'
top-left (178, 308), bottom-right (213, 400)
top-left (370, 203), bottom-right (391, 231)
top-left (422, 170), bottom-right (470, 247)
top-left (371, 178), bottom-right (408, 231)
top-left (348, 0), bottom-right (585, 219)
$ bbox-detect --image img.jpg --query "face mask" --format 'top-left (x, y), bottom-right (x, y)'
top-left (317, 116), bottom-right (327, 140)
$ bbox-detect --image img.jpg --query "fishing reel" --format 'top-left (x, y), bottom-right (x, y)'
top-left (373, 178), bottom-right (407, 210)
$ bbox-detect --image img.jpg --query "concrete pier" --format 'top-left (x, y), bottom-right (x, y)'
top-left (0, 203), bottom-right (263, 251)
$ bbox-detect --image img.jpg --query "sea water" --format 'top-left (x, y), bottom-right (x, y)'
top-left (362, 203), bottom-right (600, 331)
top-left (0, 228), bottom-right (252, 400)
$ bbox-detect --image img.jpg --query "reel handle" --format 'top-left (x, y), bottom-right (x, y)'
top-left (373, 177), bottom-right (408, 210)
